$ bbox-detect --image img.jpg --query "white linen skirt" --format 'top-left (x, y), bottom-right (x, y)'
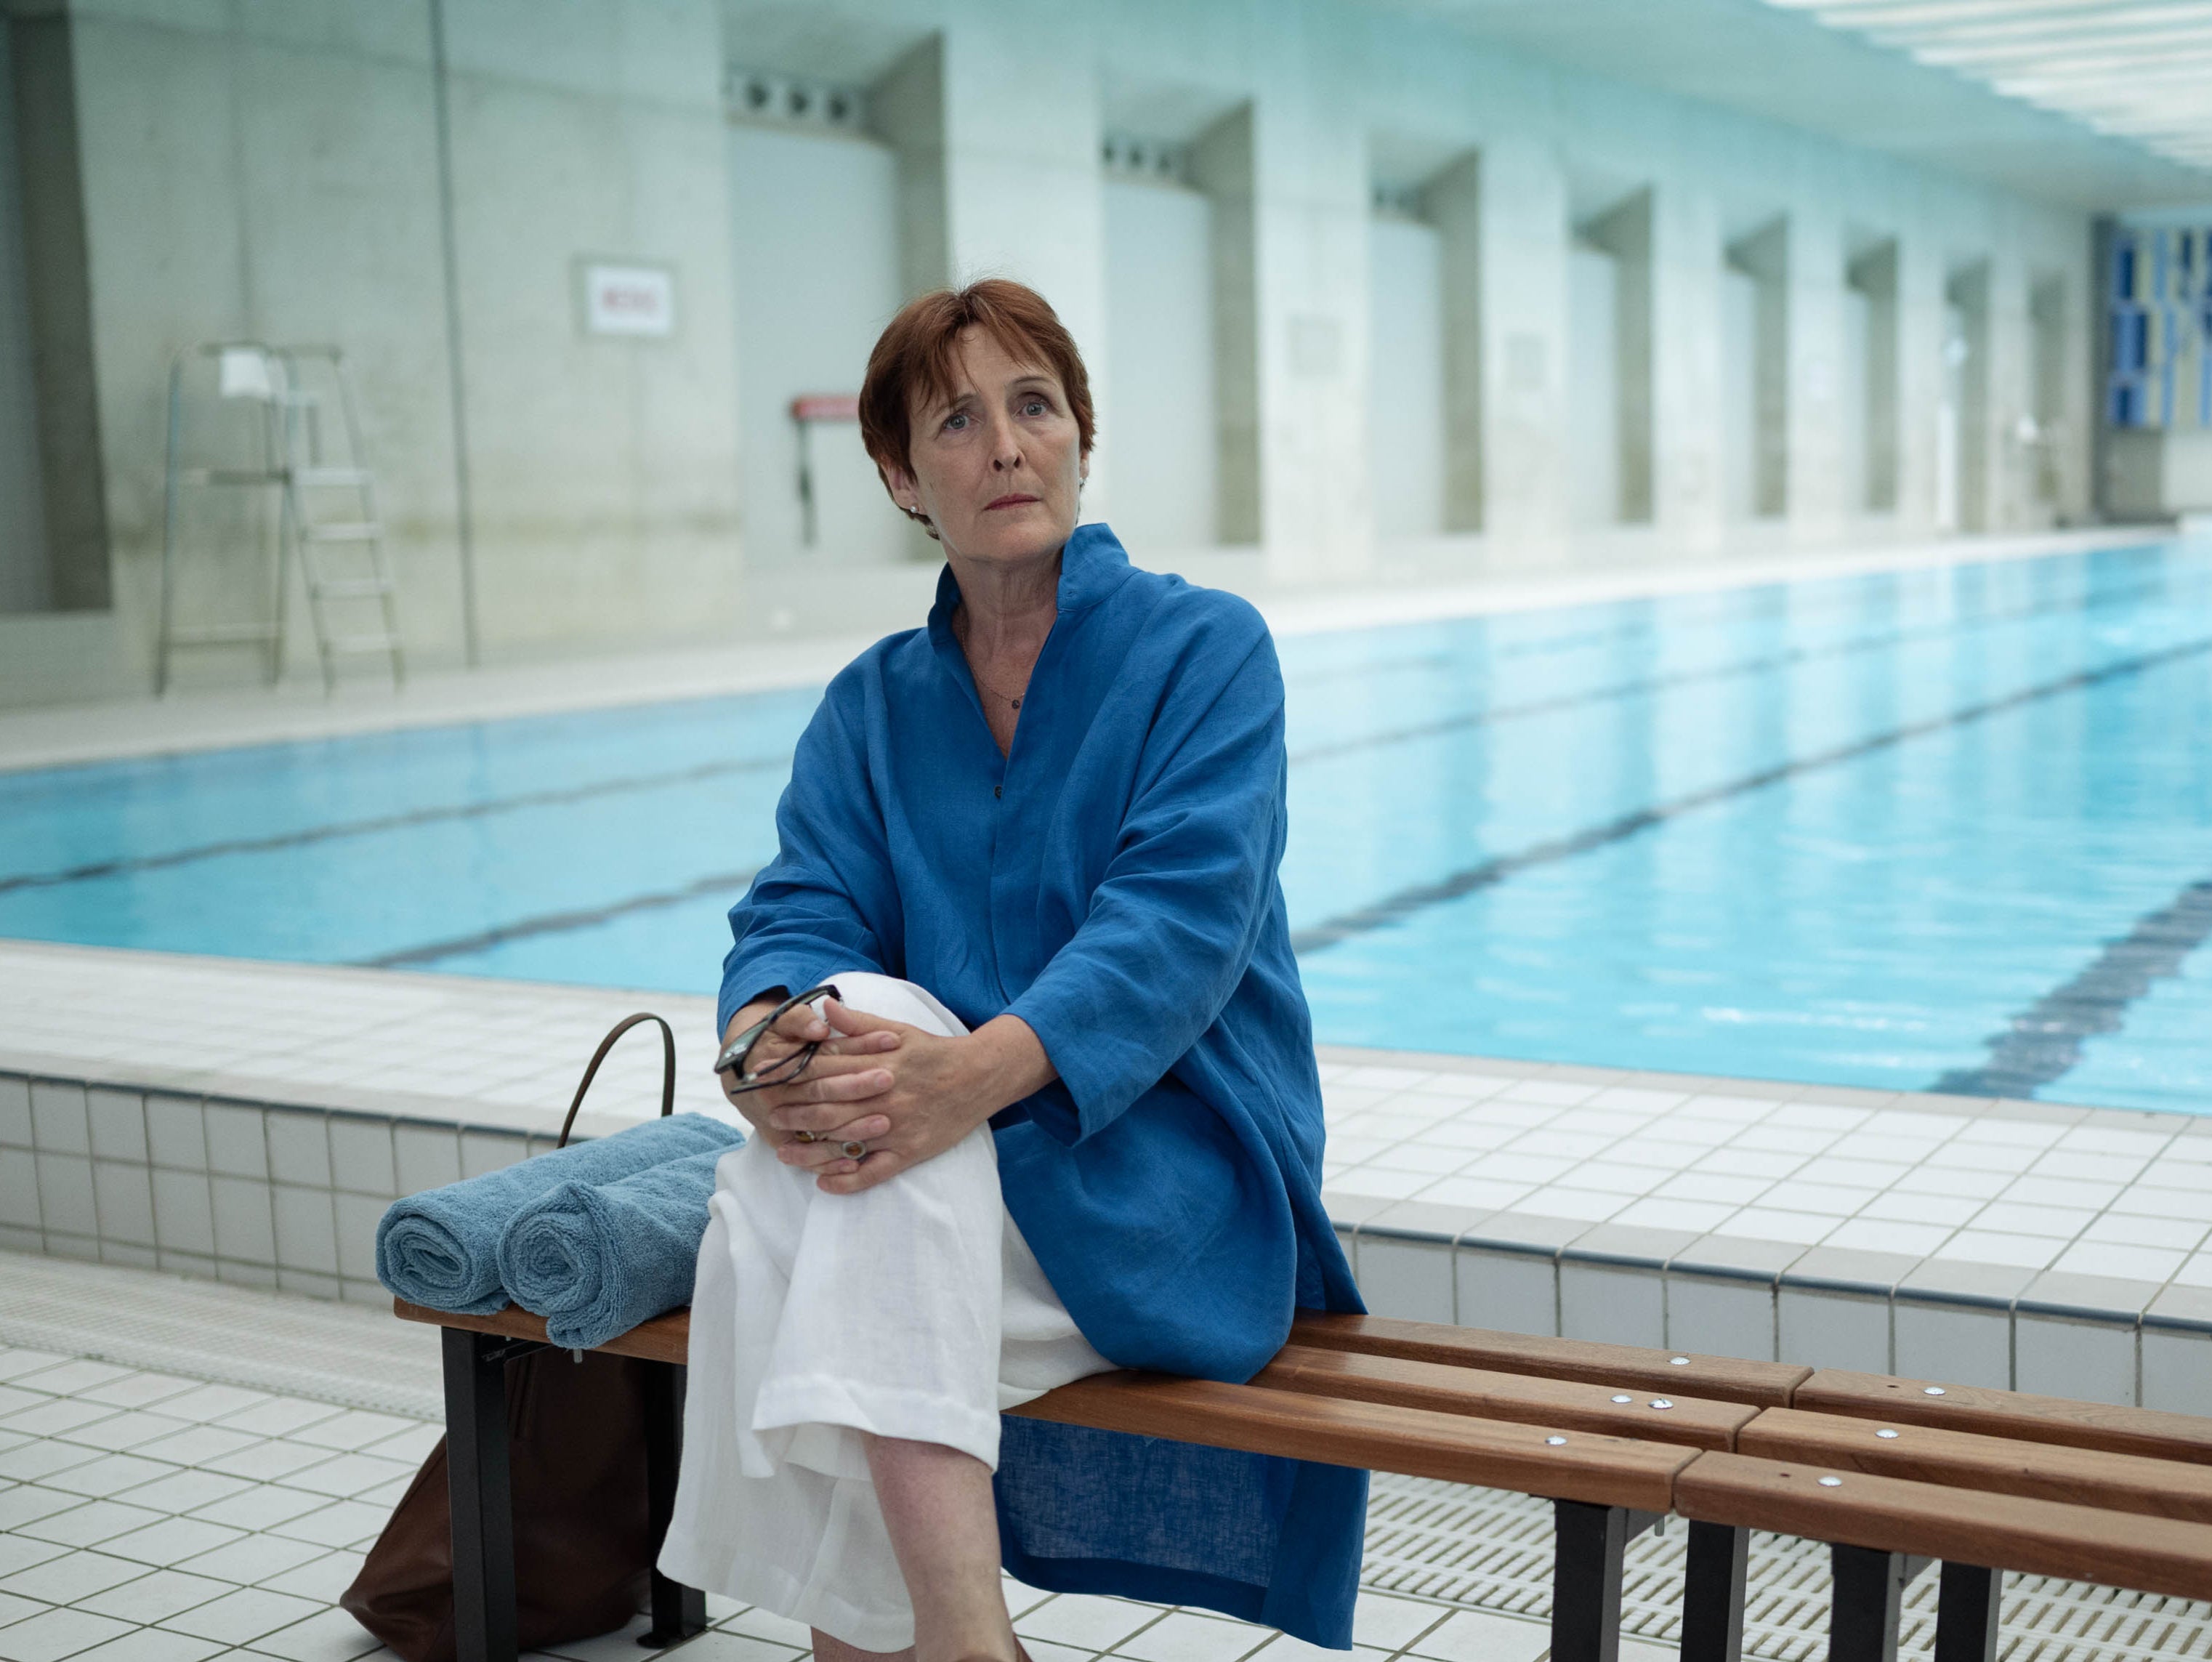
top-left (656, 972), bottom-right (1113, 1651)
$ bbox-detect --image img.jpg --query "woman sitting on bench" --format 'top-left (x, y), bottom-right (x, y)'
top-left (657, 280), bottom-right (1366, 1662)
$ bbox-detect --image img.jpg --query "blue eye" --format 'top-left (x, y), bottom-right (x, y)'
top-left (944, 411), bottom-right (971, 432)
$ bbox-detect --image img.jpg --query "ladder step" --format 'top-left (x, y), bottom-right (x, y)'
top-left (179, 467), bottom-right (284, 487)
top-left (165, 625), bottom-right (280, 646)
top-left (308, 578), bottom-right (392, 600)
top-left (301, 523), bottom-right (381, 542)
top-left (294, 467), bottom-right (371, 487)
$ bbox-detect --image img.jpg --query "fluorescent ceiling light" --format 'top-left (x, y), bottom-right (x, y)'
top-left (1760, 0), bottom-right (2212, 173)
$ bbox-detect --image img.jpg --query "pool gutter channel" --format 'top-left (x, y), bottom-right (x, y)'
top-left (3, 941), bottom-right (2209, 1413)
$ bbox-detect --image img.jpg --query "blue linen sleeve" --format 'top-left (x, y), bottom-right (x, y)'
top-left (1008, 609), bottom-right (1285, 1142)
top-left (717, 684), bottom-right (895, 1036)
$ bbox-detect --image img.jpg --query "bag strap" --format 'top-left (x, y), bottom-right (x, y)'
top-left (556, 1013), bottom-right (677, 1149)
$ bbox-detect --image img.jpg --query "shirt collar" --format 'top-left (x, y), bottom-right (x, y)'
top-left (926, 521), bottom-right (1134, 657)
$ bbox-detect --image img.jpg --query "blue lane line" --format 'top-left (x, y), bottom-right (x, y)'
top-left (356, 866), bottom-right (762, 969)
top-left (1286, 634), bottom-right (2212, 956)
top-left (0, 754), bottom-right (791, 897)
top-left (1929, 879), bottom-right (2212, 1100)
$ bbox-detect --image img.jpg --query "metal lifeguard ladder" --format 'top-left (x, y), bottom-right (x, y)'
top-left (157, 342), bottom-right (404, 694)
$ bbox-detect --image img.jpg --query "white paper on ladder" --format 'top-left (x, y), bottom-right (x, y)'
top-left (218, 348), bottom-right (273, 400)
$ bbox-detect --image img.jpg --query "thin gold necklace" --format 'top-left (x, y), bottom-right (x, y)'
top-left (956, 615), bottom-right (1036, 709)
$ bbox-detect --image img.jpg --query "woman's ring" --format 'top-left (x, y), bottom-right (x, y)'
top-left (839, 1139), bottom-right (868, 1159)
top-left (791, 1129), bottom-right (816, 1143)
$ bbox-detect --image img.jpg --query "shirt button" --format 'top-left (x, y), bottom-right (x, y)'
top-left (993, 785), bottom-right (1002, 799)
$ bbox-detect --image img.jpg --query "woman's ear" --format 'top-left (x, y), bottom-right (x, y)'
top-left (881, 461), bottom-right (921, 516)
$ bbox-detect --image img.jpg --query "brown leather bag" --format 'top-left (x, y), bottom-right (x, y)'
top-left (342, 1014), bottom-right (683, 1662)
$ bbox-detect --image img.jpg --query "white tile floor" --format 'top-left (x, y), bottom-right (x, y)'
top-left (0, 1339), bottom-right (1555, 1662)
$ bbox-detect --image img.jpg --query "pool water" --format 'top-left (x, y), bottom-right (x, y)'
top-left (5, 542), bottom-right (2211, 1114)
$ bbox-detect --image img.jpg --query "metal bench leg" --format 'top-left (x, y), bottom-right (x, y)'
top-left (445, 1329), bottom-right (522, 1662)
top-left (1681, 1521), bottom-right (1749, 1662)
top-left (639, 1360), bottom-right (706, 1647)
top-left (1829, 1544), bottom-right (1933, 1662)
top-left (1934, 1563), bottom-right (2000, 1662)
top-left (1553, 1500), bottom-right (1660, 1662)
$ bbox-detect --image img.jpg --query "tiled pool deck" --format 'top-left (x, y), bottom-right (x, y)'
top-left (3, 939), bottom-right (2209, 1415)
top-left (0, 1251), bottom-right (1588, 1662)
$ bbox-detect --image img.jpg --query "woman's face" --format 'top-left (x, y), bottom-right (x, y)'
top-left (887, 326), bottom-right (1086, 570)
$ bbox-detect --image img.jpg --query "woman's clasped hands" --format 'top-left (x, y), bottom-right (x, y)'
top-left (717, 995), bottom-right (1053, 1194)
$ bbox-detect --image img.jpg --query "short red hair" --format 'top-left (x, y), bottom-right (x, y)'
top-left (858, 279), bottom-right (1095, 493)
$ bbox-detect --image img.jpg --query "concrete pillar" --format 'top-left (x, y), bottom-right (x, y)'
top-left (1478, 134), bottom-right (1569, 559)
top-left (1193, 105), bottom-right (1262, 549)
top-left (1584, 187), bottom-right (1653, 525)
top-left (1430, 150), bottom-right (1484, 535)
top-left (1948, 259), bottom-right (1993, 531)
top-left (9, 9), bottom-right (106, 613)
top-left (0, 15), bottom-right (51, 614)
top-left (1788, 205), bottom-right (1846, 541)
top-left (1652, 181), bottom-right (1724, 552)
top-left (873, 39), bottom-right (950, 300)
top-left (1727, 217), bottom-right (1791, 521)
top-left (1985, 251), bottom-right (2032, 529)
top-left (1246, 49), bottom-right (1371, 582)
top-left (1849, 240), bottom-right (1901, 515)
top-left (440, 0), bottom-right (743, 654)
top-left (1896, 230), bottom-right (1947, 533)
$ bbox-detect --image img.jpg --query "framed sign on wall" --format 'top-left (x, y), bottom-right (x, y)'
top-left (579, 261), bottom-right (677, 338)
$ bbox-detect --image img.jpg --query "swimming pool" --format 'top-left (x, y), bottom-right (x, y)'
top-left (4, 541), bottom-right (2210, 1114)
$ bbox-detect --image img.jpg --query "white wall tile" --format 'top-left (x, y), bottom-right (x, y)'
top-left (161, 1249), bottom-right (219, 1279)
top-left (1357, 1236), bottom-right (1456, 1323)
top-left (278, 1270), bottom-right (343, 1301)
top-left (0, 1076), bottom-right (31, 1145)
top-left (93, 1161), bottom-right (156, 1248)
top-left (47, 1231), bottom-right (99, 1261)
top-left (333, 1193), bottom-right (387, 1281)
top-left (152, 1169), bottom-right (217, 1255)
top-left (85, 1089), bottom-right (148, 1163)
top-left (0, 1147), bottom-right (39, 1230)
top-left (1893, 1302), bottom-right (2009, 1388)
top-left (0, 1221), bottom-right (40, 1251)
top-left (1666, 1275), bottom-right (1775, 1362)
top-left (35, 1151), bottom-right (97, 1235)
top-left (2015, 1315), bottom-right (2136, 1406)
top-left (30, 1081), bottom-right (90, 1154)
top-left (265, 1113), bottom-right (331, 1189)
top-left (1456, 1246), bottom-right (1557, 1335)
top-left (100, 1241), bottom-right (158, 1269)
top-left (393, 1126), bottom-right (461, 1195)
top-left (2142, 1328), bottom-right (2212, 1413)
top-left (329, 1120), bottom-right (397, 1198)
top-left (272, 1186), bottom-right (339, 1275)
top-left (145, 1095), bottom-right (208, 1171)
top-left (216, 1259), bottom-right (278, 1288)
top-left (203, 1104), bottom-right (268, 1179)
top-left (1559, 1262), bottom-right (1665, 1349)
top-left (459, 1132), bottom-right (528, 1179)
top-left (210, 1175), bottom-right (276, 1264)
top-left (1777, 1288), bottom-right (1889, 1373)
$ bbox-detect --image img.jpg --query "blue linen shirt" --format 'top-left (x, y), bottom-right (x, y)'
top-left (719, 523), bottom-right (1366, 1645)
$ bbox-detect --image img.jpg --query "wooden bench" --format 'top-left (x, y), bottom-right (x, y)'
top-left (394, 1299), bottom-right (2212, 1662)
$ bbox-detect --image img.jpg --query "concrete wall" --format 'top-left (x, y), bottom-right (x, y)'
top-left (0, 0), bottom-right (2104, 706)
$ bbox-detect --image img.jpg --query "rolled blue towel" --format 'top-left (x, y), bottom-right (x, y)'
top-left (376, 1113), bottom-right (744, 1314)
top-left (496, 1145), bottom-right (735, 1349)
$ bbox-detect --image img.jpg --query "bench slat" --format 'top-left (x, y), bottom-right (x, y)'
top-left (1009, 1371), bottom-right (1695, 1509)
top-left (1291, 1312), bottom-right (1809, 1408)
top-left (1794, 1370), bottom-right (2212, 1466)
top-left (1739, 1406), bottom-right (2212, 1524)
top-left (392, 1299), bottom-right (690, 1367)
top-left (1674, 1451), bottom-right (2212, 1602)
top-left (1254, 1344), bottom-right (1754, 1451)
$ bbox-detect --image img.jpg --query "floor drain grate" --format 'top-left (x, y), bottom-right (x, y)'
top-left (1365, 1475), bottom-right (2212, 1662)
